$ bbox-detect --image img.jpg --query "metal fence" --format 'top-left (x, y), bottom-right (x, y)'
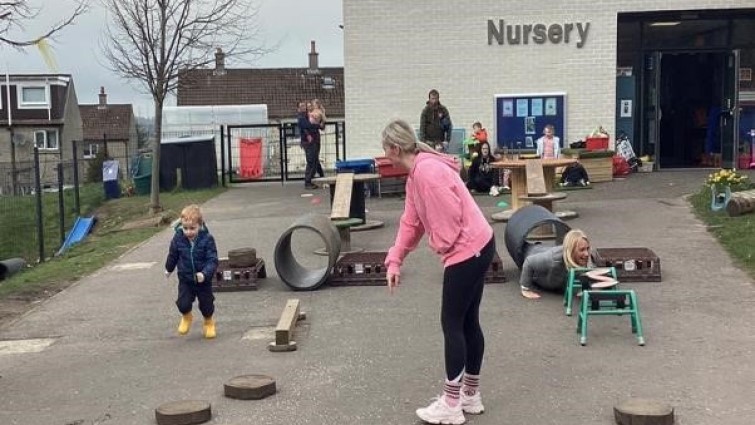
top-left (220, 121), bottom-right (346, 184)
top-left (0, 146), bottom-right (87, 264)
top-left (0, 120), bottom-right (348, 263)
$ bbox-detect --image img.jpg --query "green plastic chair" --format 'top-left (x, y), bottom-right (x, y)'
top-left (564, 267), bottom-right (618, 316)
top-left (576, 289), bottom-right (645, 346)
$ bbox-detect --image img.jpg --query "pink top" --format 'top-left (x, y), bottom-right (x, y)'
top-left (385, 152), bottom-right (494, 276)
top-left (543, 137), bottom-right (555, 159)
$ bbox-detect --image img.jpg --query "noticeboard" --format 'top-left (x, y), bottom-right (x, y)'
top-left (494, 92), bottom-right (566, 150)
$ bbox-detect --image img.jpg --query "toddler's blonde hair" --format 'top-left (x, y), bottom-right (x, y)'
top-left (180, 204), bottom-right (203, 224)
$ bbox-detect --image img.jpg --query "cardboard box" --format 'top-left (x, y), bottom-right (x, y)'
top-left (638, 161), bottom-right (654, 173)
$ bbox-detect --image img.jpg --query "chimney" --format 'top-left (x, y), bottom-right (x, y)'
top-left (214, 47), bottom-right (226, 76)
top-left (307, 40), bottom-right (320, 74)
top-left (98, 86), bottom-right (107, 109)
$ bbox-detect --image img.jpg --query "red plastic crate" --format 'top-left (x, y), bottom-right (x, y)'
top-left (375, 156), bottom-right (408, 178)
top-left (585, 137), bottom-right (609, 151)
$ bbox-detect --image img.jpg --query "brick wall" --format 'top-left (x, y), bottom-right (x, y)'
top-left (344, 1), bottom-right (754, 158)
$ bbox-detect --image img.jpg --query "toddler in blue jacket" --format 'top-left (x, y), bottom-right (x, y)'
top-left (165, 204), bottom-right (219, 338)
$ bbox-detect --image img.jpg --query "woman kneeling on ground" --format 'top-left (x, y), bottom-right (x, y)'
top-left (519, 229), bottom-right (591, 300)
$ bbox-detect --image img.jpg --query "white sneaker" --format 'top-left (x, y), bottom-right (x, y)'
top-left (416, 396), bottom-right (465, 424)
top-left (460, 391), bottom-right (484, 414)
top-left (489, 186), bottom-right (500, 197)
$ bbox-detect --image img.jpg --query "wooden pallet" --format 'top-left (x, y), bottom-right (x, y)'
top-left (212, 258), bottom-right (266, 292)
top-left (593, 248), bottom-right (661, 282)
top-left (328, 251), bottom-right (507, 286)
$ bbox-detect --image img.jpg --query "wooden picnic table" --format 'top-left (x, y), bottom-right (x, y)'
top-left (491, 158), bottom-right (576, 210)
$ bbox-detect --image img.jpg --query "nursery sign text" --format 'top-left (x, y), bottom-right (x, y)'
top-left (487, 19), bottom-right (591, 48)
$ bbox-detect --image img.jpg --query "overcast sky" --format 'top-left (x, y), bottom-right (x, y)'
top-left (1, 0), bottom-right (344, 117)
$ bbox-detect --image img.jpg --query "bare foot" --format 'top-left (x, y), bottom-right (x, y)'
top-left (521, 289), bottom-right (541, 300)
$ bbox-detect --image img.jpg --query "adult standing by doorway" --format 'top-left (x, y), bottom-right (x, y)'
top-left (297, 101), bottom-right (322, 189)
top-left (420, 89), bottom-right (453, 152)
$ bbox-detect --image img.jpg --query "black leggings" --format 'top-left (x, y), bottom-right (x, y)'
top-left (441, 237), bottom-right (495, 380)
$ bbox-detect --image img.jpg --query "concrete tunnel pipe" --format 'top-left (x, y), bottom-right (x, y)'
top-left (274, 213), bottom-right (341, 291)
top-left (503, 205), bottom-right (572, 269)
top-left (0, 258), bottom-right (26, 281)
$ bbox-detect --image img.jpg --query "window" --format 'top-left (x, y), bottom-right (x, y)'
top-left (34, 130), bottom-right (59, 150)
top-left (321, 76), bottom-right (335, 89)
top-left (19, 86), bottom-right (49, 108)
top-left (83, 143), bottom-right (99, 159)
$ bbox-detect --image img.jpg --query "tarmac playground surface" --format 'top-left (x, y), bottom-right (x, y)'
top-left (0, 169), bottom-right (754, 425)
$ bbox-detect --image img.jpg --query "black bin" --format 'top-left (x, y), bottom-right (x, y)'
top-left (160, 136), bottom-right (218, 191)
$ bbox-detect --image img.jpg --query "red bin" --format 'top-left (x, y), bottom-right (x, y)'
top-left (239, 138), bottom-right (263, 179)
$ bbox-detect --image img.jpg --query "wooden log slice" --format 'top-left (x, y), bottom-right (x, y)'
top-left (224, 374), bottom-right (277, 400)
top-left (614, 398), bottom-right (674, 425)
top-left (155, 400), bottom-right (211, 425)
top-left (228, 248), bottom-right (257, 267)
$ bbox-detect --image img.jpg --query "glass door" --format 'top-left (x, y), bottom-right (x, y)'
top-left (720, 50), bottom-right (740, 168)
top-left (640, 51), bottom-right (662, 167)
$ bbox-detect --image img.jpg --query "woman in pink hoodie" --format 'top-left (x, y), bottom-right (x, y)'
top-left (382, 119), bottom-right (495, 425)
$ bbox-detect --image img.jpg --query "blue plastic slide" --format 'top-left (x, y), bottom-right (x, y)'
top-left (56, 216), bottom-right (96, 256)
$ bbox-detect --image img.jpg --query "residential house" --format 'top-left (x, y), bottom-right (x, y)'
top-left (79, 87), bottom-right (138, 177)
top-left (0, 74), bottom-right (83, 192)
top-left (177, 41), bottom-right (344, 123)
top-left (176, 41), bottom-right (345, 175)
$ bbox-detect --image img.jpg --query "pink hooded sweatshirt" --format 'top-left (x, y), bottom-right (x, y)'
top-left (385, 152), bottom-right (494, 276)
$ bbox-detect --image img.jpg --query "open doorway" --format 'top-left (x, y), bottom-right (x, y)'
top-left (658, 52), bottom-right (725, 168)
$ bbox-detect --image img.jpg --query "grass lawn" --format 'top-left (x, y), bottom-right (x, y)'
top-left (0, 187), bottom-right (226, 299)
top-left (689, 185), bottom-right (755, 279)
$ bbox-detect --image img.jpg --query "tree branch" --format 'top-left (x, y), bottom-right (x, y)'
top-left (0, 0), bottom-right (89, 49)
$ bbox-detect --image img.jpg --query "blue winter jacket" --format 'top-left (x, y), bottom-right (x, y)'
top-left (165, 223), bottom-right (219, 285)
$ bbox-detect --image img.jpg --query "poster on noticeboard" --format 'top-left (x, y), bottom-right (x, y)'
top-left (494, 92), bottom-right (566, 149)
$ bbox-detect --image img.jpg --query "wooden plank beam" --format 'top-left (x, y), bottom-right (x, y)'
top-left (330, 173), bottom-right (354, 220)
top-left (525, 159), bottom-right (548, 196)
top-left (274, 299), bottom-right (301, 346)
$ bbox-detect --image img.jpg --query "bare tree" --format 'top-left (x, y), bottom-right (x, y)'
top-left (101, 0), bottom-right (268, 213)
top-left (0, 0), bottom-right (89, 48)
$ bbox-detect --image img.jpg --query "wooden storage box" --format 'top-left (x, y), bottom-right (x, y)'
top-left (561, 149), bottom-right (614, 183)
top-left (328, 251), bottom-right (506, 286)
top-left (328, 252), bottom-right (388, 287)
top-left (593, 248), bottom-right (661, 282)
top-left (212, 258), bottom-right (266, 291)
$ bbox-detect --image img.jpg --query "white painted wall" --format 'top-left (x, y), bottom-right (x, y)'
top-left (343, 1), bottom-right (755, 158)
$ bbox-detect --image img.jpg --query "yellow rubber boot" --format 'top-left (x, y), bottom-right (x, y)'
top-left (203, 317), bottom-right (216, 339)
top-left (177, 313), bottom-right (193, 335)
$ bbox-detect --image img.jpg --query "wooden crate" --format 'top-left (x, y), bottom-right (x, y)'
top-left (212, 258), bottom-right (266, 292)
top-left (580, 157), bottom-right (613, 182)
top-left (328, 252), bottom-right (387, 286)
top-left (593, 248), bottom-right (661, 282)
top-left (327, 251), bottom-right (506, 286)
top-left (562, 151), bottom-right (614, 183)
top-left (485, 252), bottom-right (507, 284)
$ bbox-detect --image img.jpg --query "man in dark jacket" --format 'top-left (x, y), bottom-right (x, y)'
top-left (419, 89), bottom-right (452, 152)
top-left (297, 101), bottom-right (323, 189)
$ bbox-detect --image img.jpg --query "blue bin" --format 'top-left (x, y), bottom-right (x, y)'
top-left (103, 180), bottom-right (121, 199)
top-left (336, 158), bottom-right (375, 174)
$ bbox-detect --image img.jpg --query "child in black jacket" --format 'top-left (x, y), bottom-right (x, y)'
top-left (165, 204), bottom-right (219, 338)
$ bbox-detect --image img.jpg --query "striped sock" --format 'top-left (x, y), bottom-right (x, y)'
top-left (462, 373), bottom-right (480, 396)
top-left (443, 373), bottom-right (463, 407)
